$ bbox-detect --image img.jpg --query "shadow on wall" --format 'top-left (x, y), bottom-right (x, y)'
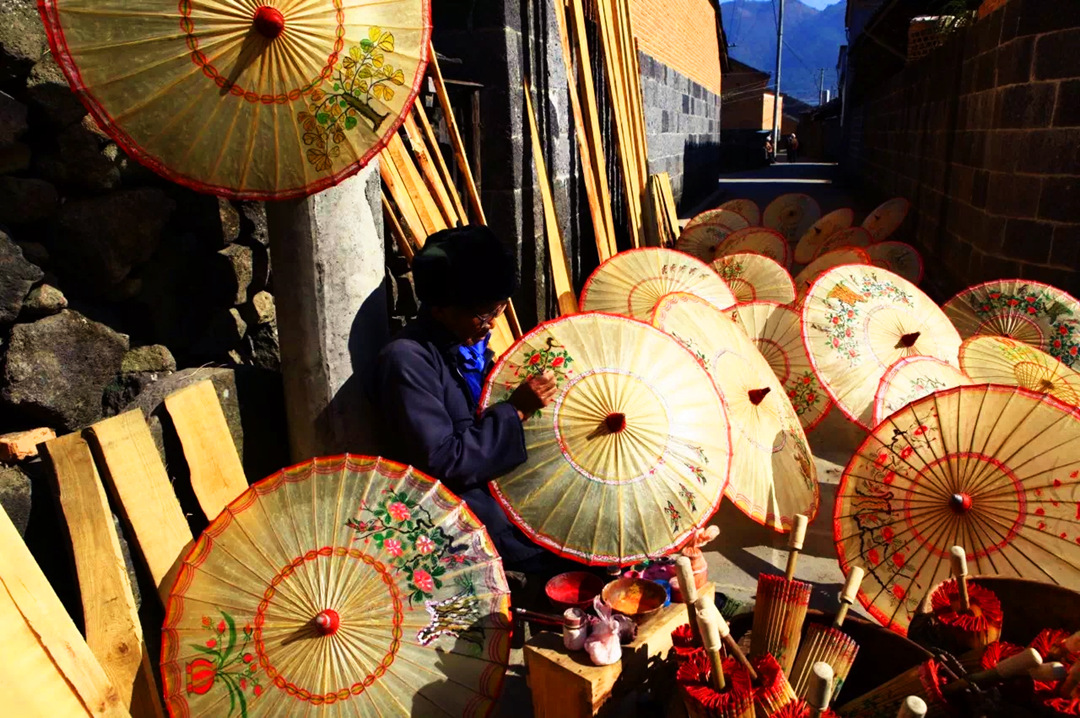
top-left (679, 137), bottom-right (723, 213)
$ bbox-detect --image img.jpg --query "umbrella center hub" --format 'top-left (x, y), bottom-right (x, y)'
top-left (748, 387), bottom-right (771, 406)
top-left (949, 493), bottom-right (973, 514)
top-left (898, 331), bottom-right (921, 348)
top-left (253, 6), bottom-right (286, 39)
top-left (604, 413), bottom-right (626, 434)
top-left (314, 608), bottom-right (340, 635)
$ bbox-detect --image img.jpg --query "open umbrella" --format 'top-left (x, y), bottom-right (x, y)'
top-left (794, 209), bottom-right (855, 265)
top-left (685, 207), bottom-right (753, 233)
top-left (810, 227), bottom-right (874, 262)
top-left (480, 312), bottom-right (732, 565)
top-left (861, 198), bottom-right (911, 241)
top-left (653, 293), bottom-right (819, 532)
top-left (716, 228), bottom-right (792, 269)
top-left (678, 216), bottom-right (754, 264)
top-left (39, 1), bottom-right (430, 199)
top-left (802, 265), bottom-right (961, 429)
top-left (872, 356), bottom-right (973, 426)
top-left (732, 301), bottom-right (833, 431)
top-left (792, 249), bottom-right (870, 304)
top-left (944, 279), bottom-right (1080, 369)
top-left (764, 194), bottom-right (822, 244)
top-left (161, 455), bottom-right (511, 717)
top-left (580, 248), bottom-right (737, 321)
top-left (865, 242), bottom-right (924, 286)
top-left (833, 384), bottom-right (1080, 636)
top-left (721, 199), bottom-right (762, 226)
top-left (959, 335), bottom-right (1080, 407)
top-left (711, 254), bottom-right (797, 306)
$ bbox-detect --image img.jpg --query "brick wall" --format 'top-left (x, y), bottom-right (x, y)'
top-left (843, 0), bottom-right (1080, 298)
top-left (631, 0), bottom-right (723, 96)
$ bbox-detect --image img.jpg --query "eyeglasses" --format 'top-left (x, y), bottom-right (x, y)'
top-left (473, 303), bottom-right (508, 325)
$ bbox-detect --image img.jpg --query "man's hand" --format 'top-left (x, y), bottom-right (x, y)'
top-left (508, 370), bottom-right (558, 420)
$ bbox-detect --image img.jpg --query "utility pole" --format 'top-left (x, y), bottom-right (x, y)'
top-left (771, 0), bottom-right (785, 148)
top-left (818, 68), bottom-right (826, 105)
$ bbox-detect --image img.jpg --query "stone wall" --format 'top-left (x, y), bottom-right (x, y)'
top-left (840, 0), bottom-right (1080, 299)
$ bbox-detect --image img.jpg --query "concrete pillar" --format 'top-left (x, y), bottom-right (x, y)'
top-left (266, 162), bottom-right (386, 462)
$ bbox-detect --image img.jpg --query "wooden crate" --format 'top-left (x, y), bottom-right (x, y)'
top-left (524, 584), bottom-right (714, 718)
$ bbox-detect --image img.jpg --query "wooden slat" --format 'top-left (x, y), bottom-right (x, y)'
top-left (383, 133), bottom-right (446, 236)
top-left (42, 433), bottom-right (164, 718)
top-left (659, 172), bottom-right (680, 241)
top-left (163, 380), bottom-right (248, 522)
top-left (85, 411), bottom-right (191, 600)
top-left (524, 78), bottom-right (579, 316)
top-left (414, 103), bottom-right (468, 222)
top-left (0, 506), bottom-right (129, 717)
top-left (383, 193), bottom-right (416, 262)
top-left (429, 42), bottom-right (486, 226)
top-left (402, 113), bottom-right (459, 228)
top-left (379, 151), bottom-right (429, 248)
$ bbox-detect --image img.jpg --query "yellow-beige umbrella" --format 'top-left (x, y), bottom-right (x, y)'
top-left (792, 248), bottom-right (870, 304)
top-left (715, 228), bottom-right (791, 269)
top-left (720, 198), bottom-right (762, 226)
top-left (810, 227), bottom-right (874, 262)
top-left (39, 0), bottom-right (430, 199)
top-left (677, 215), bottom-right (753, 264)
top-left (865, 242), bottom-right (924, 285)
top-left (685, 206), bottom-right (754, 232)
top-left (794, 208), bottom-right (855, 265)
top-left (861, 198), bottom-right (911, 241)
top-left (763, 193), bottom-right (822, 244)
top-left (711, 253), bottom-right (796, 306)
top-left (872, 355), bottom-right (973, 426)
top-left (960, 335), bottom-right (1080, 407)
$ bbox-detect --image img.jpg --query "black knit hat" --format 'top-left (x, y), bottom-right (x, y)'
top-left (412, 225), bottom-right (519, 307)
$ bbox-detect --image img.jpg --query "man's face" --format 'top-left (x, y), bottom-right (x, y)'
top-left (432, 300), bottom-right (508, 346)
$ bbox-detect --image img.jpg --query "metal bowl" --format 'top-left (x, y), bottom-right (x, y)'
top-left (601, 577), bottom-right (667, 619)
top-left (545, 571), bottom-right (605, 611)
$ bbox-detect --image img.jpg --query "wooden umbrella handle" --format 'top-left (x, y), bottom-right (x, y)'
top-left (713, 608), bottom-right (759, 682)
top-left (834, 566), bottom-right (864, 628)
top-left (785, 514), bottom-right (809, 581)
top-left (944, 648), bottom-right (1042, 695)
top-left (949, 546), bottom-right (969, 611)
top-left (896, 696), bottom-right (928, 718)
top-left (675, 556), bottom-right (703, 645)
top-left (1030, 663), bottom-right (1068, 683)
top-left (696, 607), bottom-right (727, 691)
top-left (807, 662), bottom-right (834, 718)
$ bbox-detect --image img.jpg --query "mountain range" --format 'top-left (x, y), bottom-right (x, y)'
top-left (720, 0), bottom-right (847, 104)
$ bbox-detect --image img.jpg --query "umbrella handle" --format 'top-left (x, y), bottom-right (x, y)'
top-left (834, 566), bottom-right (864, 629)
top-left (785, 514), bottom-right (809, 582)
top-left (713, 609), bottom-right (759, 682)
top-left (943, 648), bottom-right (1041, 695)
top-left (1030, 663), bottom-right (1067, 683)
top-left (896, 696), bottom-right (928, 718)
top-left (807, 661), bottom-right (834, 717)
top-left (949, 546), bottom-right (970, 611)
top-left (675, 556), bottom-right (703, 646)
top-left (696, 609), bottom-right (727, 692)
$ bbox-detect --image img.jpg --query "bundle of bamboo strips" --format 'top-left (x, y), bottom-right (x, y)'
top-left (379, 43), bottom-right (521, 354)
top-left (647, 172), bottom-right (680, 247)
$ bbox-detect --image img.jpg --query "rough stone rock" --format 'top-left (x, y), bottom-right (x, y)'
top-left (122, 366), bottom-right (289, 483)
top-left (0, 427), bottom-right (57, 462)
top-left (0, 230), bottom-right (44, 324)
top-left (0, 141), bottom-right (31, 174)
top-left (0, 176), bottom-right (59, 224)
top-left (80, 113), bottom-right (111, 141)
top-left (120, 344), bottom-right (176, 374)
top-left (238, 201), bottom-right (269, 246)
top-left (34, 123), bottom-right (121, 192)
top-left (102, 372), bottom-right (161, 419)
top-left (213, 245), bottom-right (253, 306)
top-left (1, 310), bottom-right (129, 431)
top-left (0, 464), bottom-right (31, 535)
top-left (25, 53), bottom-right (86, 129)
top-left (250, 243), bottom-right (271, 295)
top-left (247, 322), bottom-right (280, 372)
top-left (239, 290), bottom-right (276, 326)
top-left (50, 189), bottom-right (175, 294)
top-left (20, 283), bottom-right (67, 318)
top-left (189, 308), bottom-right (247, 359)
top-left (0, 0), bottom-right (47, 84)
top-left (132, 232), bottom-right (212, 350)
top-left (15, 241), bottom-right (48, 268)
top-left (0, 92), bottom-right (28, 145)
top-left (219, 198), bottom-right (240, 245)
top-left (391, 271), bottom-right (419, 318)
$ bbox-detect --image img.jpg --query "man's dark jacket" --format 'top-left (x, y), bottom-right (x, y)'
top-left (372, 314), bottom-right (543, 565)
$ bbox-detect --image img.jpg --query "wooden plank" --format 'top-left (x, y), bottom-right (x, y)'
top-left (659, 172), bottom-right (680, 242)
top-left (85, 410), bottom-right (191, 600)
top-left (414, 103), bottom-right (468, 222)
top-left (42, 433), bottom-right (164, 718)
top-left (163, 380), bottom-right (248, 523)
top-left (379, 149), bottom-right (429, 247)
top-left (429, 42), bottom-right (486, 225)
top-left (402, 114), bottom-right (459, 228)
top-left (383, 193), bottom-right (416, 262)
top-left (524, 78), bottom-right (579, 316)
top-left (383, 133), bottom-right (446, 237)
top-left (0, 506), bottom-right (129, 717)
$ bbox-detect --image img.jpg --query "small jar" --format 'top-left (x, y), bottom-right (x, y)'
top-left (562, 608), bottom-right (587, 651)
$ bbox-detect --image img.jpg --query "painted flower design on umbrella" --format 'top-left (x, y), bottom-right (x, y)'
top-left (185, 611), bottom-right (262, 716)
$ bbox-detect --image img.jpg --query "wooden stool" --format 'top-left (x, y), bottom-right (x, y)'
top-left (524, 583), bottom-right (715, 717)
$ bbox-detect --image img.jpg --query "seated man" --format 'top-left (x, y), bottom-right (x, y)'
top-left (372, 225), bottom-right (572, 579)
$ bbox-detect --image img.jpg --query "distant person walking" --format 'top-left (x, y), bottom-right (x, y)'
top-left (764, 136), bottom-right (775, 165)
top-left (787, 133), bottom-right (799, 163)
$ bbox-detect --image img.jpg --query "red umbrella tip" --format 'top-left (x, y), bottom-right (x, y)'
top-left (253, 6), bottom-right (286, 39)
top-left (898, 331), bottom-right (921, 348)
top-left (949, 493), bottom-right (973, 514)
top-left (605, 413), bottom-right (627, 433)
top-left (315, 609), bottom-right (341, 635)
top-left (748, 387), bottom-right (771, 405)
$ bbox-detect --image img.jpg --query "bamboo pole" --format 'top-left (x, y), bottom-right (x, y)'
top-left (382, 133), bottom-right (446, 235)
top-left (429, 42), bottom-right (485, 225)
top-left (382, 193), bottom-right (415, 262)
top-left (402, 114), bottom-right (459, 228)
top-left (413, 103), bottom-right (468, 221)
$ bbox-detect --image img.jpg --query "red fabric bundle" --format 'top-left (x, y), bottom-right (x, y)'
top-left (930, 579), bottom-right (1003, 650)
top-left (672, 623), bottom-right (700, 664)
top-left (676, 649), bottom-right (755, 718)
top-left (768, 700), bottom-right (838, 717)
top-left (752, 653), bottom-right (799, 717)
top-left (917, 658), bottom-right (949, 710)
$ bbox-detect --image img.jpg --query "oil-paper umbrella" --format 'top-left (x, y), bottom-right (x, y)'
top-left (959, 335), bottom-right (1080, 407)
top-left (685, 207), bottom-right (753, 233)
top-left (720, 199), bottom-right (762, 227)
top-left (677, 215), bottom-right (753, 263)
top-left (810, 227), bottom-right (874, 262)
top-left (579, 248), bottom-right (737, 321)
top-left (792, 248), bottom-right (870, 304)
top-left (480, 312), bottom-right (733, 565)
top-left (162, 455), bottom-right (511, 717)
top-left (802, 265), bottom-right (962, 429)
top-left (732, 301), bottom-right (833, 431)
top-left (764, 194), bottom-right (822, 244)
top-left (943, 279), bottom-right (1080, 369)
top-left (652, 293), bottom-right (819, 532)
top-left (716, 228), bottom-right (791, 269)
top-left (833, 384), bottom-right (1080, 636)
top-left (866, 242), bottom-right (925, 285)
top-left (794, 208), bottom-right (855, 265)
top-left (872, 356), bottom-right (973, 426)
top-left (39, 1), bottom-right (430, 200)
top-left (861, 198), bottom-right (911, 241)
top-left (711, 254), bottom-right (797, 306)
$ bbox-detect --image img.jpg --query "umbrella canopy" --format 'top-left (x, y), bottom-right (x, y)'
top-left (677, 216), bottom-right (753, 263)
top-left (833, 384), bottom-right (1080, 635)
top-left (685, 207), bottom-right (752, 233)
top-left (865, 242), bottom-right (924, 285)
top-left (720, 199), bottom-right (762, 226)
top-left (716, 228), bottom-right (791, 269)
top-left (763, 194), bottom-right (822, 244)
top-left (733, 302), bottom-right (833, 431)
top-left (653, 293), bottom-right (818, 532)
top-left (861, 198), bottom-right (911, 241)
top-left (580, 248), bottom-right (737, 321)
top-left (802, 265), bottom-right (961, 429)
top-left (792, 249), bottom-right (870, 304)
top-left (39, 1), bottom-right (430, 200)
top-left (872, 355), bottom-right (973, 426)
top-left (480, 312), bottom-right (732, 565)
top-left (711, 254), bottom-right (797, 306)
top-left (960, 335), bottom-right (1080, 407)
top-left (162, 455), bottom-right (511, 717)
top-left (794, 208), bottom-right (855, 265)
top-left (943, 279), bottom-right (1080, 369)
top-left (810, 227), bottom-right (873, 262)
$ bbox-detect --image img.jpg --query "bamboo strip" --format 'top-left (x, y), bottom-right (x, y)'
top-left (402, 114), bottom-right (459, 228)
top-left (413, 103), bottom-right (468, 222)
top-left (382, 193), bottom-right (415, 262)
top-left (383, 133), bottom-right (446, 235)
top-left (380, 150), bottom-right (428, 244)
top-left (428, 42), bottom-right (485, 225)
